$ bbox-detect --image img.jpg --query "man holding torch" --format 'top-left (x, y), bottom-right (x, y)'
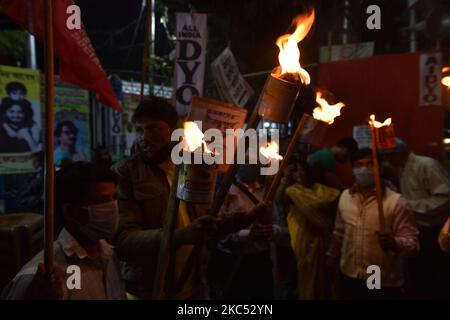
top-left (112, 97), bottom-right (217, 299)
top-left (326, 148), bottom-right (419, 299)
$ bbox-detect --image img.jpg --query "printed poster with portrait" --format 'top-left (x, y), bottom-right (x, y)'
top-left (50, 77), bottom-right (91, 165)
top-left (0, 65), bottom-right (41, 174)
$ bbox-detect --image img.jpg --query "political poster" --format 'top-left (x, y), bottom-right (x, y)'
top-left (419, 52), bottom-right (442, 107)
top-left (51, 77), bottom-right (91, 165)
top-left (211, 47), bottom-right (254, 107)
top-left (0, 65), bottom-right (41, 174)
top-left (174, 13), bottom-right (207, 117)
top-left (188, 96), bottom-right (247, 171)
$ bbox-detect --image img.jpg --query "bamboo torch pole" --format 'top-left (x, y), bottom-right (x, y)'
top-left (370, 124), bottom-right (386, 233)
top-left (263, 115), bottom-right (309, 203)
top-left (152, 164), bottom-right (180, 299)
top-left (43, 0), bottom-right (55, 274)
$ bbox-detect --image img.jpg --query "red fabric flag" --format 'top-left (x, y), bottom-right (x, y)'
top-left (0, 0), bottom-right (121, 110)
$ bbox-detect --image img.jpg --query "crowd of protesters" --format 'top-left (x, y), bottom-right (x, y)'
top-left (1, 96), bottom-right (450, 300)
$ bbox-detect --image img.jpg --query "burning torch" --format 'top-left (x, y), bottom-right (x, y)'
top-left (369, 114), bottom-right (395, 234)
top-left (177, 121), bottom-right (218, 204)
top-left (153, 121), bottom-right (217, 299)
top-left (263, 90), bottom-right (346, 203)
top-left (211, 9), bottom-right (316, 215)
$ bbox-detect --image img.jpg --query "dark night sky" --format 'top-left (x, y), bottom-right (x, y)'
top-left (2, 0), bottom-right (450, 87)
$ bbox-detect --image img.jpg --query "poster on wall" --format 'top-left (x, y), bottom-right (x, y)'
top-left (0, 65), bottom-right (41, 174)
top-left (51, 77), bottom-right (91, 165)
top-left (419, 52), bottom-right (442, 107)
top-left (174, 12), bottom-right (207, 117)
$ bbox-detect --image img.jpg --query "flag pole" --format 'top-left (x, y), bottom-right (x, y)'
top-left (43, 0), bottom-right (55, 274)
top-left (140, 0), bottom-right (152, 100)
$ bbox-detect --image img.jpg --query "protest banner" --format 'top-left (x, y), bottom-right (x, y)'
top-left (174, 13), bottom-right (207, 117)
top-left (211, 47), bottom-right (254, 107)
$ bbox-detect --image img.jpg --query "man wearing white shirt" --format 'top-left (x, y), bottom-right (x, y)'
top-left (1, 162), bottom-right (126, 300)
top-left (382, 139), bottom-right (450, 299)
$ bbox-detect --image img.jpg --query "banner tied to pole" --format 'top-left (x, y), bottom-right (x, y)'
top-left (354, 123), bottom-right (396, 151)
top-left (188, 96), bottom-right (247, 172)
top-left (174, 12), bottom-right (207, 117)
top-left (211, 47), bottom-right (254, 107)
top-left (0, 0), bottom-right (121, 110)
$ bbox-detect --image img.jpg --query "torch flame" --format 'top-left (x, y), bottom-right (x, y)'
top-left (369, 114), bottom-right (392, 128)
top-left (260, 141), bottom-right (283, 161)
top-left (312, 91), bottom-right (345, 125)
top-left (183, 121), bottom-right (212, 153)
top-left (442, 76), bottom-right (450, 88)
top-left (276, 10), bottom-right (315, 84)
top-left (441, 67), bottom-right (450, 88)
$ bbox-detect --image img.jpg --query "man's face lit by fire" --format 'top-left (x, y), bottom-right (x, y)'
top-left (135, 118), bottom-right (171, 155)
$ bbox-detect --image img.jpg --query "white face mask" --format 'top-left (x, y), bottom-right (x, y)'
top-left (79, 200), bottom-right (119, 242)
top-left (353, 167), bottom-right (375, 188)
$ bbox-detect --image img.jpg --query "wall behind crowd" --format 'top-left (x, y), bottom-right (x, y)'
top-left (317, 52), bottom-right (445, 185)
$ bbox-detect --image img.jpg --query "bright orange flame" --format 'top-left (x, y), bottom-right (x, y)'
top-left (369, 114), bottom-right (392, 128)
top-left (313, 91), bottom-right (345, 124)
top-left (442, 76), bottom-right (450, 88)
top-left (183, 121), bottom-right (212, 153)
top-left (260, 141), bottom-right (283, 161)
top-left (276, 10), bottom-right (315, 84)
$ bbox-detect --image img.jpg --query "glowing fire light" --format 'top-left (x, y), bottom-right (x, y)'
top-left (441, 67), bottom-right (450, 88)
top-left (442, 77), bottom-right (450, 87)
top-left (313, 91), bottom-right (345, 125)
top-left (260, 141), bottom-right (283, 161)
top-left (183, 121), bottom-right (212, 153)
top-left (276, 10), bottom-right (315, 84)
top-left (369, 114), bottom-right (392, 128)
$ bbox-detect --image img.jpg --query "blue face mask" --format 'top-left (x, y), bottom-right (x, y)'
top-left (353, 167), bottom-right (375, 188)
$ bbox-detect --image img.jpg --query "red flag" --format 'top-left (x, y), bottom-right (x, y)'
top-left (0, 0), bottom-right (121, 110)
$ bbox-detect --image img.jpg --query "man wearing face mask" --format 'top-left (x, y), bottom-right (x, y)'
top-left (112, 97), bottom-right (217, 299)
top-left (382, 138), bottom-right (450, 299)
top-left (2, 162), bottom-right (126, 300)
top-left (326, 148), bottom-right (419, 299)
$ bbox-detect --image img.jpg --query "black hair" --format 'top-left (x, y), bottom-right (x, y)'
top-left (6, 82), bottom-right (27, 95)
top-left (0, 97), bottom-right (34, 127)
top-left (336, 137), bottom-right (358, 155)
top-left (55, 120), bottom-right (78, 137)
top-left (351, 148), bottom-right (382, 165)
top-left (54, 161), bottom-right (118, 215)
top-left (131, 96), bottom-right (178, 129)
